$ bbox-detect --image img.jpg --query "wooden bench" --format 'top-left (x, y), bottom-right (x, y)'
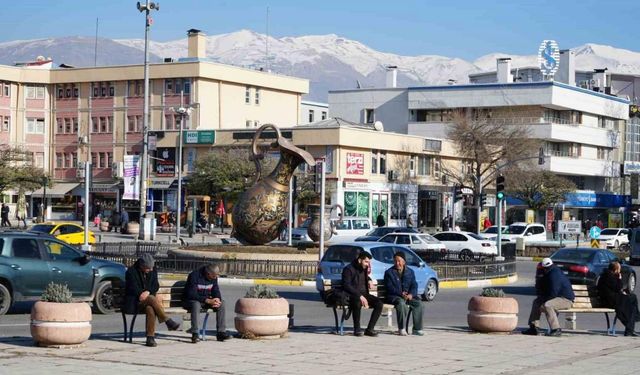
top-left (322, 279), bottom-right (413, 335)
top-left (556, 284), bottom-right (618, 335)
top-left (111, 277), bottom-right (215, 342)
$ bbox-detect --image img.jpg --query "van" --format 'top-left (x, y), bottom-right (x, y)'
top-left (291, 216), bottom-right (372, 244)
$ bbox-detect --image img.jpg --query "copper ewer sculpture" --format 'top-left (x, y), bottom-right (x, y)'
top-left (307, 204), bottom-right (343, 243)
top-left (232, 124), bottom-right (315, 245)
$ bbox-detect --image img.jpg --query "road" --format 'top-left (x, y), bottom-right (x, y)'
top-left (0, 260), bottom-right (634, 338)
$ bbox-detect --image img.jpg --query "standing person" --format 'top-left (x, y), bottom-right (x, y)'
top-left (383, 252), bottom-right (423, 336)
top-left (182, 264), bottom-right (231, 343)
top-left (110, 210), bottom-right (121, 232)
top-left (406, 214), bottom-right (414, 228)
top-left (278, 218), bottom-right (288, 241)
top-left (1, 203), bottom-right (11, 227)
top-left (120, 209), bottom-right (129, 234)
top-left (522, 258), bottom-right (575, 336)
top-left (483, 216), bottom-right (492, 231)
top-left (124, 254), bottom-right (180, 347)
top-left (376, 211), bottom-right (386, 227)
top-left (342, 251), bottom-right (383, 337)
top-left (551, 220), bottom-right (557, 240)
top-left (598, 262), bottom-right (640, 336)
top-left (441, 215), bottom-right (450, 231)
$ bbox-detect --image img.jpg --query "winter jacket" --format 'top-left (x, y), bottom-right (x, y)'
top-left (383, 266), bottom-right (418, 302)
top-left (124, 258), bottom-right (159, 314)
top-left (342, 260), bottom-right (370, 299)
top-left (598, 271), bottom-right (623, 309)
top-left (538, 265), bottom-right (575, 302)
top-left (182, 266), bottom-right (221, 308)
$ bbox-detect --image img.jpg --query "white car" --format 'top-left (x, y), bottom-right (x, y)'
top-left (378, 232), bottom-right (447, 253)
top-left (432, 231), bottom-right (498, 261)
top-left (291, 217), bottom-right (372, 244)
top-left (503, 222), bottom-right (547, 242)
top-left (481, 226), bottom-right (509, 241)
top-left (598, 228), bottom-right (629, 248)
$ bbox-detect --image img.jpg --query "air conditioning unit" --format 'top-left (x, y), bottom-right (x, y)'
top-left (387, 170), bottom-right (398, 181)
top-left (111, 162), bottom-right (123, 178)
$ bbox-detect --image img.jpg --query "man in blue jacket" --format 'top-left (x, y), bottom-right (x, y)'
top-left (182, 264), bottom-right (230, 343)
top-left (523, 257), bottom-right (575, 336)
top-left (383, 252), bottom-right (424, 336)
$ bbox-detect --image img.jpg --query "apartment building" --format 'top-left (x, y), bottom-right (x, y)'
top-left (0, 30), bottom-right (308, 220)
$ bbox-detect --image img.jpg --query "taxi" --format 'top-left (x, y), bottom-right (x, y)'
top-left (29, 222), bottom-right (96, 245)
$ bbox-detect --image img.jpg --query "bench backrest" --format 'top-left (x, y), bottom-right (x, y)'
top-left (323, 279), bottom-right (387, 301)
top-left (570, 284), bottom-right (602, 309)
top-left (111, 278), bottom-right (188, 311)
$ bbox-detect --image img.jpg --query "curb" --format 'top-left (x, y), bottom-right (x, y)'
top-left (516, 256), bottom-right (545, 262)
top-left (439, 274), bottom-right (518, 289)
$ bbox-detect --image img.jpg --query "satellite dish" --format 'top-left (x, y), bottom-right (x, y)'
top-left (374, 121), bottom-right (384, 131)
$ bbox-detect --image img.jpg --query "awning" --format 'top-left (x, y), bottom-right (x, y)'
top-left (30, 183), bottom-right (80, 198)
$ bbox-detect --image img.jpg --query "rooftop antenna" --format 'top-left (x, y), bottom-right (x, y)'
top-left (265, 6), bottom-right (270, 71)
top-left (94, 17), bottom-right (99, 66)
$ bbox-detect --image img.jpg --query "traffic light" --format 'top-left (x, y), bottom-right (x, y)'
top-left (481, 193), bottom-right (488, 209)
top-left (454, 185), bottom-right (463, 202)
top-left (496, 175), bottom-right (505, 200)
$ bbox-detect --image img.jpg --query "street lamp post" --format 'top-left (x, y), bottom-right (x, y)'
top-left (136, 0), bottom-right (159, 240)
top-left (41, 176), bottom-right (48, 222)
top-left (171, 93), bottom-right (192, 245)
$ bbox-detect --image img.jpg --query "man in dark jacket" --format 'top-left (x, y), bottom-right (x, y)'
top-left (383, 252), bottom-right (423, 336)
top-left (342, 251), bottom-right (383, 337)
top-left (182, 264), bottom-right (230, 343)
top-left (376, 212), bottom-right (386, 227)
top-left (523, 257), bottom-right (575, 336)
top-left (125, 254), bottom-right (180, 347)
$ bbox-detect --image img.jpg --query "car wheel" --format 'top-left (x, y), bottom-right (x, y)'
top-left (422, 279), bottom-right (438, 302)
top-left (459, 249), bottom-right (473, 262)
top-left (628, 273), bottom-right (636, 293)
top-left (93, 281), bottom-right (116, 314)
top-left (0, 283), bottom-right (11, 316)
top-left (614, 240), bottom-right (619, 249)
top-left (620, 243), bottom-right (631, 253)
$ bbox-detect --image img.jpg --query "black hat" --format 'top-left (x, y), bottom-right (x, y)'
top-left (394, 251), bottom-right (406, 261)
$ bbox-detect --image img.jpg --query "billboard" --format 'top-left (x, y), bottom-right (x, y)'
top-left (123, 155), bottom-right (140, 200)
top-left (346, 152), bottom-right (364, 175)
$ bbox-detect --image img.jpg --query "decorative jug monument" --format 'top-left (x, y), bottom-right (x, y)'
top-left (232, 124), bottom-right (315, 245)
top-left (307, 204), bottom-right (343, 242)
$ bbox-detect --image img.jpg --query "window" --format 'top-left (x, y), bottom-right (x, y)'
top-left (64, 118), bottom-right (72, 134)
top-left (418, 156), bottom-right (431, 176)
top-left (174, 79), bottom-right (182, 95)
top-left (365, 109), bottom-right (374, 124)
top-left (100, 153), bottom-right (108, 168)
top-left (395, 247), bottom-right (421, 267)
top-left (73, 118), bottom-right (79, 133)
top-left (56, 118), bottom-right (64, 134)
top-left (321, 111), bottom-right (327, 120)
top-left (183, 79), bottom-right (191, 94)
top-left (128, 80), bottom-right (143, 97)
top-left (597, 147), bottom-right (609, 160)
top-left (57, 86), bottom-right (64, 99)
top-left (165, 114), bottom-right (175, 130)
top-left (2, 82), bottom-right (9, 97)
top-left (344, 191), bottom-right (370, 217)
top-left (165, 79), bottom-right (173, 94)
top-left (71, 152), bottom-right (77, 168)
top-left (245, 120), bottom-right (253, 128)
top-left (379, 151), bottom-right (387, 174)
top-left (370, 246), bottom-right (396, 264)
top-left (396, 235), bottom-right (411, 245)
top-left (44, 239), bottom-right (81, 261)
top-left (371, 151), bottom-right (378, 174)
top-left (91, 117), bottom-right (99, 133)
top-left (26, 118), bottom-right (45, 134)
top-left (107, 152), bottom-right (113, 168)
top-left (409, 156), bottom-right (416, 177)
top-left (56, 153), bottom-right (63, 168)
top-left (308, 110), bottom-right (314, 123)
top-left (26, 86), bottom-right (36, 99)
top-left (91, 152), bottom-right (98, 167)
top-left (34, 152), bottom-right (44, 168)
top-left (255, 88), bottom-right (260, 105)
top-left (11, 238), bottom-right (41, 259)
top-left (1, 116), bottom-right (9, 132)
top-left (390, 193), bottom-right (407, 220)
top-left (245, 86), bottom-right (251, 104)
top-left (323, 245), bottom-right (362, 263)
top-left (128, 115), bottom-right (142, 132)
top-left (100, 117), bottom-right (108, 133)
top-left (424, 139), bottom-right (442, 152)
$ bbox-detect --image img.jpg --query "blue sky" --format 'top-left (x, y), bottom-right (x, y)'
top-left (3, 0), bottom-right (639, 60)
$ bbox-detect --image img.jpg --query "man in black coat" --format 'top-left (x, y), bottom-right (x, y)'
top-left (523, 257), bottom-right (575, 336)
top-left (182, 264), bottom-right (230, 343)
top-left (125, 254), bottom-right (180, 347)
top-left (341, 251), bottom-right (383, 337)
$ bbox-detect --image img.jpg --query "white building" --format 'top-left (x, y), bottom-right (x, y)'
top-left (300, 101), bottom-right (329, 124)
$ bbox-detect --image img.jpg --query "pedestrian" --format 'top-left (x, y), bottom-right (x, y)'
top-left (341, 251), bottom-right (383, 337)
top-left (441, 215), bottom-right (450, 231)
top-left (124, 254), bottom-right (180, 347)
top-left (383, 251), bottom-right (423, 336)
top-left (551, 220), bottom-right (557, 240)
top-left (597, 262), bottom-right (640, 336)
top-left (376, 211), bottom-right (386, 227)
top-left (182, 264), bottom-right (231, 343)
top-left (406, 214), bottom-right (414, 228)
top-left (110, 210), bottom-right (121, 232)
top-left (278, 218), bottom-right (287, 241)
top-left (483, 216), bottom-right (492, 230)
top-left (1, 203), bottom-right (11, 227)
top-left (120, 209), bottom-right (129, 233)
top-left (522, 257), bottom-right (575, 336)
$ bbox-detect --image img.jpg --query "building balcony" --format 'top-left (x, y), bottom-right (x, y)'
top-left (539, 155), bottom-right (619, 177)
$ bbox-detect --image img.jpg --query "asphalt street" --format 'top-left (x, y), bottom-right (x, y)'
top-left (1, 260), bottom-right (636, 338)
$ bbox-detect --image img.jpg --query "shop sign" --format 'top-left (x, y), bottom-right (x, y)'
top-left (344, 181), bottom-right (369, 190)
top-left (624, 161), bottom-right (640, 175)
top-left (346, 153), bottom-right (364, 175)
top-left (558, 220), bottom-right (581, 234)
top-left (418, 190), bottom-right (438, 199)
top-left (149, 178), bottom-right (175, 189)
top-left (156, 148), bottom-right (175, 177)
top-left (90, 184), bottom-right (118, 193)
top-left (184, 130), bottom-right (215, 144)
top-left (149, 135), bottom-right (157, 151)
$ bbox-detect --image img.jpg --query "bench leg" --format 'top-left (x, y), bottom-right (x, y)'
top-left (564, 312), bottom-right (577, 330)
top-left (201, 312), bottom-right (210, 341)
top-left (332, 307), bottom-right (340, 335)
top-left (128, 314), bottom-right (138, 343)
top-left (406, 309), bottom-right (413, 332)
top-left (340, 308), bottom-right (349, 336)
top-left (387, 308), bottom-right (393, 330)
top-left (121, 312), bottom-right (128, 342)
top-left (606, 313), bottom-right (618, 336)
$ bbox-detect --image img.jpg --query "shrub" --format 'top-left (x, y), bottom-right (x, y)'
top-left (245, 284), bottom-right (279, 299)
top-left (41, 282), bottom-right (73, 303)
top-left (480, 288), bottom-right (505, 298)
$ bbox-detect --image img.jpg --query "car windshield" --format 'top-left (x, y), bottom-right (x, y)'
top-left (484, 226), bottom-right (507, 234)
top-left (365, 228), bottom-right (390, 236)
top-left (419, 234), bottom-right (440, 243)
top-left (507, 225), bottom-right (526, 234)
top-left (600, 229), bottom-right (619, 235)
top-left (30, 224), bottom-right (55, 233)
top-left (550, 249), bottom-right (596, 263)
top-left (322, 245), bottom-right (362, 263)
top-left (467, 233), bottom-right (486, 241)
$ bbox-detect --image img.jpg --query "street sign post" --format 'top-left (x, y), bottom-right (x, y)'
top-left (558, 220), bottom-right (581, 235)
top-left (591, 239), bottom-right (600, 248)
top-left (589, 226), bottom-right (602, 240)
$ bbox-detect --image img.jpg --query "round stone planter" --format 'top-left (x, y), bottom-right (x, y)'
top-left (127, 222), bottom-right (140, 235)
top-left (467, 296), bottom-right (518, 333)
top-left (234, 297), bottom-right (289, 338)
top-left (99, 222), bottom-right (110, 232)
top-left (30, 301), bottom-right (92, 347)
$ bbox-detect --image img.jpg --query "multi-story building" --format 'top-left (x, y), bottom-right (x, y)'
top-left (300, 101), bottom-right (329, 125)
top-left (0, 30), bottom-right (308, 221)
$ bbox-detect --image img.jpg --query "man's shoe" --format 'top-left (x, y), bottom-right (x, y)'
top-left (216, 332), bottom-right (231, 342)
top-left (165, 319), bottom-right (180, 331)
top-left (145, 336), bottom-right (157, 347)
top-left (364, 329), bottom-right (378, 337)
top-left (546, 329), bottom-right (562, 337)
top-left (354, 330), bottom-right (364, 337)
top-left (191, 333), bottom-right (200, 343)
top-left (521, 326), bottom-right (539, 336)
top-left (398, 329), bottom-right (407, 336)
top-left (624, 330), bottom-right (639, 337)
top-left (412, 330), bottom-right (424, 336)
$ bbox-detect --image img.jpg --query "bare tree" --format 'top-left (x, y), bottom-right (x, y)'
top-left (504, 167), bottom-right (575, 210)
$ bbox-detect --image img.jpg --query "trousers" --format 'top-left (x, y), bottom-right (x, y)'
top-left (389, 296), bottom-right (423, 331)
top-left (139, 295), bottom-right (169, 337)
top-left (528, 296), bottom-right (572, 330)
top-left (349, 293), bottom-right (383, 332)
top-left (187, 300), bottom-right (226, 333)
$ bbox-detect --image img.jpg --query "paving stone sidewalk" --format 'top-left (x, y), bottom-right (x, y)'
top-left (1, 326), bottom-right (639, 375)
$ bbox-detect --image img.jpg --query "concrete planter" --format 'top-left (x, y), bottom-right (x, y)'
top-left (234, 297), bottom-right (289, 338)
top-left (99, 222), bottom-right (110, 232)
top-left (467, 296), bottom-right (518, 333)
top-left (30, 301), bottom-right (92, 347)
top-left (127, 222), bottom-right (140, 235)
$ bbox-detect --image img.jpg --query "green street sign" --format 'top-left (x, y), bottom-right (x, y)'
top-left (183, 130), bottom-right (215, 144)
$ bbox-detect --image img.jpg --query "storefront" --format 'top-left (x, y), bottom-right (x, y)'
top-left (30, 182), bottom-right (80, 220)
top-left (148, 178), bottom-right (178, 213)
top-left (339, 181), bottom-right (417, 227)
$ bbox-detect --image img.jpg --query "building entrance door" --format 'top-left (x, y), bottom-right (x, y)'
top-left (419, 198), bottom-right (437, 227)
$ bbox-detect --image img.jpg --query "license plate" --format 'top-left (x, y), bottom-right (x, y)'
top-left (331, 267), bottom-right (342, 274)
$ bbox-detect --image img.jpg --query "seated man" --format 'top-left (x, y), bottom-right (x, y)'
top-left (125, 254), bottom-right (180, 347)
top-left (342, 251), bottom-right (383, 337)
top-left (383, 251), bottom-right (424, 336)
top-left (522, 257), bottom-right (575, 336)
top-left (182, 264), bottom-right (231, 343)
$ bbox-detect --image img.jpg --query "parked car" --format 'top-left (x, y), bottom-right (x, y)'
top-left (29, 222), bottom-right (96, 245)
top-left (0, 231), bottom-right (126, 315)
top-left (378, 233), bottom-right (446, 253)
top-left (356, 226), bottom-right (420, 241)
top-left (292, 217), bottom-right (372, 244)
top-left (547, 247), bottom-right (635, 291)
top-left (432, 231), bottom-right (498, 261)
top-left (315, 242), bottom-right (439, 301)
top-left (483, 222), bottom-right (546, 243)
top-left (598, 228), bottom-right (629, 249)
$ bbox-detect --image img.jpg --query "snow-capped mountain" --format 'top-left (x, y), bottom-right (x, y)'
top-left (1, 30), bottom-right (640, 101)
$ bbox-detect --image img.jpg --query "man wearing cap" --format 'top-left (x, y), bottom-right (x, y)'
top-left (342, 251), bottom-right (383, 337)
top-left (383, 251), bottom-right (424, 336)
top-left (125, 253), bottom-right (180, 347)
top-left (523, 257), bottom-right (575, 336)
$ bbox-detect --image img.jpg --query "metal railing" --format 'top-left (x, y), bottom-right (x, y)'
top-left (431, 261), bottom-right (516, 281)
top-left (90, 242), bottom-right (177, 257)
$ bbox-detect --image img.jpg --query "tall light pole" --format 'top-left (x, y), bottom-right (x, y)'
top-left (171, 92), bottom-right (191, 245)
top-left (136, 1), bottom-right (159, 240)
